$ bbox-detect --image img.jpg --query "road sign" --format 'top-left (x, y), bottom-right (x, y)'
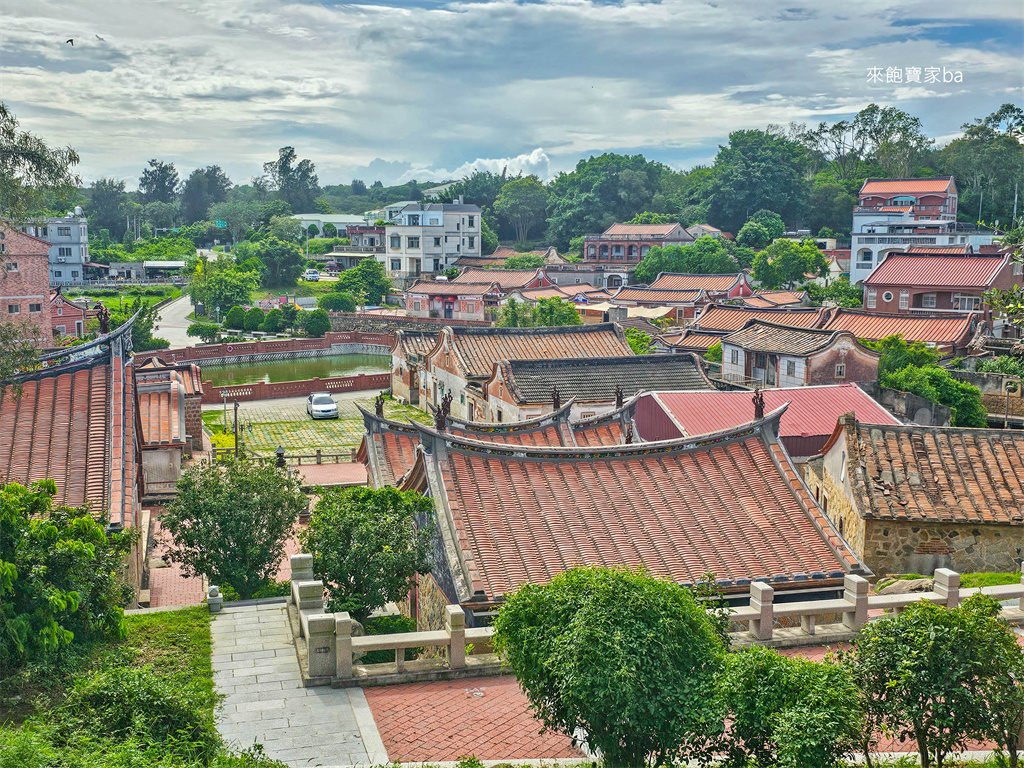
top-left (215, 220), bottom-right (227, 228)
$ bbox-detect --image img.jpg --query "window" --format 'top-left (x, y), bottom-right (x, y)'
top-left (835, 363), bottom-right (846, 379)
top-left (882, 291), bottom-right (894, 303)
top-left (413, 300), bottom-right (421, 311)
top-left (28, 303), bottom-right (41, 313)
top-left (953, 293), bottom-right (981, 311)
top-left (730, 349), bottom-right (739, 365)
top-left (4, 262), bottom-right (16, 272)
top-left (468, 216), bottom-right (475, 227)
top-left (57, 226), bottom-right (71, 237)
top-left (1014, 262), bottom-right (1023, 275)
top-left (628, 245), bottom-right (637, 256)
top-left (466, 302), bottom-right (475, 313)
top-left (922, 293), bottom-right (937, 308)
top-left (7, 304), bottom-right (19, 314)
top-left (587, 245), bottom-right (596, 257)
top-left (55, 325), bottom-right (65, 335)
top-left (866, 289), bottom-right (877, 308)
top-left (434, 237), bottom-right (441, 247)
top-left (71, 271), bottom-right (79, 278)
top-left (460, 393), bottom-right (465, 404)
top-left (612, 245), bottom-right (624, 256)
top-left (57, 307), bottom-right (63, 316)
top-left (786, 360), bottom-right (796, 377)
top-left (599, 245), bottom-right (608, 257)
top-left (468, 236), bottom-right (475, 248)
top-left (390, 235), bottom-right (401, 248)
top-left (54, 271), bottom-right (62, 278)
top-left (496, 409), bottom-right (503, 422)
top-left (899, 290), bottom-right (909, 310)
top-left (408, 236), bottom-right (420, 249)
top-left (391, 259), bottom-right (402, 271)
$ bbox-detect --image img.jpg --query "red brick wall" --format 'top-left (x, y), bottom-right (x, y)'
top-left (184, 395), bottom-right (203, 452)
top-left (806, 346), bottom-right (879, 385)
top-left (1, 228), bottom-right (52, 346)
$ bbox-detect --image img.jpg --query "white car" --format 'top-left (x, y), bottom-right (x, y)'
top-left (306, 392), bottom-right (338, 419)
top-left (303, 269), bottom-right (320, 281)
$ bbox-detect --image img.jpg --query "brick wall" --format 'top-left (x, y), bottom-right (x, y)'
top-left (806, 340), bottom-right (879, 385)
top-left (184, 395), bottom-right (203, 452)
top-left (1, 228), bottom-right (52, 346)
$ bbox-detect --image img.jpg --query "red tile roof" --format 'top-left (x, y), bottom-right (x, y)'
top-left (392, 329), bottom-right (438, 362)
top-left (610, 286), bottom-right (704, 304)
top-left (136, 357), bottom-right (204, 396)
top-left (453, 269), bottom-right (546, 290)
top-left (517, 286), bottom-right (571, 300)
top-left (404, 407), bottom-right (866, 600)
top-left (650, 273), bottom-right (747, 292)
top-left (406, 281), bottom-right (501, 297)
top-left (694, 304), bottom-right (827, 332)
top-left (864, 255), bottom-right (1007, 289)
top-left (136, 372), bottom-right (187, 447)
top-left (659, 329), bottom-right (727, 353)
top-left (742, 290), bottom-right (807, 309)
top-left (356, 413), bottom-right (423, 488)
top-left (440, 323), bottom-right (633, 380)
top-left (723, 320), bottom-right (868, 356)
top-left (860, 177), bottom-right (955, 195)
top-left (822, 308), bottom-right (976, 347)
top-left (602, 223), bottom-right (689, 237)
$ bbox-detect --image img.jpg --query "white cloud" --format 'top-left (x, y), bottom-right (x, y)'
top-left (396, 148), bottom-right (552, 184)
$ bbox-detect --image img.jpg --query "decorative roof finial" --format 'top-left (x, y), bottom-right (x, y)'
top-left (96, 304), bottom-right (111, 335)
top-left (435, 390), bottom-right (453, 431)
top-left (624, 424), bottom-right (634, 444)
top-left (753, 388), bottom-right (765, 421)
top-left (374, 393), bottom-right (385, 418)
top-left (615, 385), bottom-right (624, 410)
top-left (552, 386), bottom-right (561, 411)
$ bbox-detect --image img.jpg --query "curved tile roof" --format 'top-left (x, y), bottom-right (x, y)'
top-left (822, 308), bottom-right (976, 346)
top-left (650, 273), bottom-right (746, 292)
top-left (694, 304), bottom-right (827, 332)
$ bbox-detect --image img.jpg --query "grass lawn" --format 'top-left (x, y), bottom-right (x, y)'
top-left (877, 572), bottom-right (1021, 591)
top-left (65, 286), bottom-right (181, 312)
top-left (277, 280), bottom-right (335, 299)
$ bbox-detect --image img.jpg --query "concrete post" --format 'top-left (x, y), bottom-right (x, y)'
top-left (446, 605), bottom-right (466, 669)
top-left (800, 613), bottom-right (816, 635)
top-left (295, 580), bottom-right (325, 613)
top-left (207, 585), bottom-right (224, 613)
top-left (290, 554), bottom-right (314, 585)
top-left (307, 614), bottom-right (336, 679)
top-left (1019, 574), bottom-right (1024, 612)
top-left (843, 574), bottom-right (870, 630)
top-left (934, 568), bottom-right (960, 609)
top-left (336, 612), bottom-right (353, 679)
top-left (749, 581), bottom-right (775, 641)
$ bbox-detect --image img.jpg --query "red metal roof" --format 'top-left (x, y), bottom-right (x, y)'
top-left (694, 304), bottom-right (827, 332)
top-left (860, 178), bottom-right (954, 195)
top-left (823, 308), bottom-right (976, 346)
top-left (864, 255), bottom-right (1006, 288)
top-left (650, 273), bottom-right (746, 292)
top-left (453, 269), bottom-right (546, 290)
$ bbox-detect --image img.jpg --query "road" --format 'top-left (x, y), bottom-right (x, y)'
top-left (154, 294), bottom-right (195, 349)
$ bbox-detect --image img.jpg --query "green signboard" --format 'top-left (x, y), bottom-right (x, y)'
top-left (215, 220), bottom-right (227, 228)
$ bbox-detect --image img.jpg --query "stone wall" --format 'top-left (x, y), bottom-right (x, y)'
top-left (328, 314), bottom-right (488, 337)
top-left (859, 381), bottom-right (952, 426)
top-left (863, 519), bottom-right (1024, 576)
top-left (804, 460), bottom-right (866, 558)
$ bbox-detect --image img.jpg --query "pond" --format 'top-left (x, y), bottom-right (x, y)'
top-left (202, 354), bottom-right (390, 386)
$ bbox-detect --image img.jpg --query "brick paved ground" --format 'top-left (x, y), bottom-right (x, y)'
top-left (363, 676), bottom-right (583, 763)
top-left (294, 462), bottom-right (367, 487)
top-left (148, 511), bottom-right (206, 607)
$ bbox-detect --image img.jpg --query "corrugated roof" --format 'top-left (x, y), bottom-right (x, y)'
top-left (823, 308), bottom-right (976, 346)
top-left (494, 353), bottom-right (714, 405)
top-left (905, 245), bottom-right (970, 254)
top-left (694, 304), bottom-right (827, 332)
top-left (610, 286), bottom-right (704, 304)
top-left (453, 268), bottom-right (545, 290)
top-left (650, 273), bottom-right (746, 292)
top-left (723, 320), bottom-right (854, 356)
top-left (406, 280), bottom-right (500, 296)
top-left (445, 323), bottom-right (633, 379)
top-left (860, 177), bottom-right (955, 195)
top-left (864, 255), bottom-right (1006, 288)
top-left (649, 385), bottom-right (899, 444)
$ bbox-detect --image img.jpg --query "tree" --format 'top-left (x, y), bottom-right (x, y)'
top-left (180, 165), bottom-right (231, 225)
top-left (736, 221), bottom-right (771, 250)
top-left (110, 295), bottom-right (169, 352)
top-left (189, 259), bottom-right (258, 314)
top-left (497, 297), bottom-right (533, 328)
top-left (502, 253), bottom-right (544, 270)
top-left (243, 236), bottom-right (304, 286)
top-left (243, 307), bottom-right (265, 331)
top-left (532, 297), bottom-right (582, 327)
top-left (334, 258), bottom-right (391, 305)
top-left (493, 566), bottom-right (726, 768)
top-left (803, 276), bottom-right (863, 308)
top-left (849, 594), bottom-right (1006, 768)
top-left (300, 486), bottom-right (434, 622)
top-left (208, 200), bottom-right (259, 244)
top-left (752, 239), bottom-right (826, 288)
top-left (303, 308), bottom-right (331, 338)
top-left (1, 479), bottom-right (134, 670)
top-left (323, 222), bottom-right (338, 238)
top-left (854, 104), bottom-right (933, 179)
top-left (186, 322), bottom-right (220, 344)
top-left (268, 215), bottom-right (303, 244)
top-left (280, 301), bottom-right (299, 329)
top-left (86, 178), bottom-right (128, 238)
top-left (705, 341), bottom-right (722, 363)
top-left (481, 215), bottom-right (499, 255)
top-left (749, 209), bottom-right (785, 239)
top-left (723, 647), bottom-right (860, 768)
top-left (143, 200), bottom-right (178, 231)
top-left (0, 321), bottom-right (40, 397)
top-left (626, 327), bottom-right (653, 354)
top-left (634, 237), bottom-right (737, 284)
top-left (224, 306), bottom-right (246, 331)
top-left (882, 364), bottom-right (987, 427)
top-left (263, 146), bottom-right (320, 213)
top-left (318, 292), bottom-right (356, 312)
top-left (493, 175), bottom-right (549, 243)
top-left (0, 101), bottom-right (81, 221)
top-left (350, 179), bottom-right (367, 195)
top-left (161, 458), bottom-right (306, 600)
top-left (260, 308), bottom-right (284, 333)
top-left (138, 159), bottom-right (180, 204)
top-left (865, 334), bottom-right (940, 379)
top-left (626, 211), bottom-right (678, 225)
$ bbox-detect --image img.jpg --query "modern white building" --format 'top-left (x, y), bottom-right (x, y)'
top-left (362, 201), bottom-right (418, 225)
top-left (292, 213), bottom-right (365, 237)
top-left (19, 209), bottom-right (91, 286)
top-left (382, 201), bottom-right (482, 287)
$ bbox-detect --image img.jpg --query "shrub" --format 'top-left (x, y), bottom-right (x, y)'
top-left (187, 323), bottom-right (221, 344)
top-left (362, 614), bottom-right (421, 664)
top-left (303, 308), bottom-right (331, 338)
top-left (224, 306), bottom-right (246, 330)
top-left (318, 292), bottom-right (357, 313)
top-left (260, 308), bottom-right (284, 333)
top-left (883, 364), bottom-right (987, 427)
top-left (243, 307), bottom-right (264, 332)
top-left (705, 341), bottom-right (723, 363)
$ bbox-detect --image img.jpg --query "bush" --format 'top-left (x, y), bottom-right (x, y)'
top-left (883, 364), bottom-right (987, 427)
top-left (978, 355), bottom-right (1024, 378)
top-left (318, 292), bottom-right (356, 313)
top-left (243, 307), bottom-right (264, 332)
top-left (187, 323), bottom-right (221, 344)
top-left (705, 341), bottom-right (723, 363)
top-left (362, 614), bottom-right (421, 664)
top-left (260, 308), bottom-right (284, 333)
top-left (224, 306), bottom-right (246, 331)
top-left (303, 308), bottom-right (330, 338)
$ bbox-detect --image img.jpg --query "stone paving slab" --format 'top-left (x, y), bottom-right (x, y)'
top-left (212, 604), bottom-right (388, 767)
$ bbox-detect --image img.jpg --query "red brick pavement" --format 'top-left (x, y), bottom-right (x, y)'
top-left (148, 510), bottom-right (206, 607)
top-left (363, 676), bottom-right (583, 763)
top-left (294, 461), bottom-right (367, 487)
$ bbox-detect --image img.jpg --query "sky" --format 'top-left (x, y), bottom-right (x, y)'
top-left (0, 0), bottom-right (1022, 190)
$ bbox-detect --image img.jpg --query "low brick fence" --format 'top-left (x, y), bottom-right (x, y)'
top-left (201, 372), bottom-right (391, 404)
top-left (328, 313), bottom-right (491, 336)
top-left (136, 331), bottom-right (396, 365)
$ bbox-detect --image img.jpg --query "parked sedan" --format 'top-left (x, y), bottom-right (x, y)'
top-left (306, 392), bottom-right (338, 419)
top-left (302, 269), bottom-right (320, 281)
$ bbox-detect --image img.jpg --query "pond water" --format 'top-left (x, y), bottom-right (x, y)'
top-left (202, 354), bottom-right (389, 386)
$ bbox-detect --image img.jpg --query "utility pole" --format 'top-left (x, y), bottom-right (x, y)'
top-left (233, 400), bottom-right (240, 458)
top-left (1013, 180), bottom-right (1019, 226)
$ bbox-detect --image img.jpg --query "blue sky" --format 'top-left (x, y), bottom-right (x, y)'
top-left (0, 0), bottom-right (1021, 190)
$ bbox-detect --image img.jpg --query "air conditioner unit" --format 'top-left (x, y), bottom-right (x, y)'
top-left (56, 257), bottom-right (67, 263)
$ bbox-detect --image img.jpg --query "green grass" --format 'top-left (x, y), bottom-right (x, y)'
top-left (65, 287), bottom-right (181, 312)
top-left (280, 280), bottom-right (335, 299)
top-left (202, 411), bottom-right (237, 448)
top-left (962, 572), bottom-right (1021, 588)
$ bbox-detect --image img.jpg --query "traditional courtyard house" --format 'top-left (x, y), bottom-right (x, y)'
top-left (820, 307), bottom-right (978, 356)
top-left (135, 357), bottom-right (205, 453)
top-left (685, 223), bottom-right (727, 239)
top-left (579, 303), bottom-right (675, 329)
top-left (50, 289), bottom-right (99, 339)
top-left (454, 245), bottom-right (568, 270)
top-left (649, 272), bottom-right (754, 301)
top-left (0, 320), bottom-right (144, 591)
top-left (395, 407), bottom-right (868, 628)
top-left (721, 320), bottom-right (881, 388)
top-left (862, 251), bottom-right (1015, 330)
top-left (134, 370), bottom-right (188, 495)
top-left (403, 280), bottom-right (501, 321)
top-left (482, 353), bottom-right (716, 422)
top-left (805, 416), bottom-right (1024, 576)
top-left (692, 303), bottom-right (829, 333)
top-left (501, 285), bottom-right (573, 305)
top-left (655, 327), bottom-right (731, 356)
top-left (391, 330), bottom-right (438, 406)
top-left (418, 323), bottom-right (633, 420)
top-left (629, 385), bottom-right (899, 462)
top-left (742, 290), bottom-right (809, 309)
top-left (582, 223), bottom-right (695, 288)
top-left (452, 267), bottom-right (552, 293)
top-left (607, 285), bottom-right (708, 322)
top-left (1, 225), bottom-right (53, 346)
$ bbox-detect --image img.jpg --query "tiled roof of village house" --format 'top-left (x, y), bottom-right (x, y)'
top-left (406, 281), bottom-right (500, 297)
top-left (821, 308), bottom-right (976, 346)
top-left (356, 411), bottom-right (423, 488)
top-left (393, 329), bottom-right (439, 362)
top-left (693, 304), bottom-right (828, 332)
top-left (650, 273), bottom-right (747, 292)
top-left (136, 357), bottom-right (204, 396)
top-left (723, 320), bottom-right (868, 356)
top-left (864, 254), bottom-right (1007, 288)
top-left (445, 400), bottom-right (577, 448)
top-left (905, 245), bottom-right (971, 255)
top-left (453, 269), bottom-right (545, 290)
top-left (602, 223), bottom-right (689, 237)
top-left (742, 290), bottom-right (808, 309)
top-left (439, 323), bottom-right (633, 379)
top-left (860, 177), bottom-right (955, 195)
top-left (402, 407), bottom-right (867, 601)
top-left (608, 286), bottom-right (705, 304)
top-left (839, 419), bottom-right (1024, 525)
top-left (136, 373), bottom-right (187, 447)
top-left (491, 354), bottom-right (714, 405)
top-left (517, 286), bottom-right (571, 300)
top-left (659, 328), bottom-right (729, 353)
top-left (452, 255), bottom-right (506, 268)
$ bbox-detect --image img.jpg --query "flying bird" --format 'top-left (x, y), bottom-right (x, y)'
top-left (96, 34), bottom-right (105, 41)
top-left (65, 38), bottom-right (73, 45)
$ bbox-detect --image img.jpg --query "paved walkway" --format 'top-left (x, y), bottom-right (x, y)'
top-left (212, 603), bottom-right (387, 767)
top-left (147, 510), bottom-right (206, 607)
top-left (154, 294), bottom-right (195, 349)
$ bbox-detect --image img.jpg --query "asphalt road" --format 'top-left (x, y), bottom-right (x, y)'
top-left (154, 294), bottom-right (195, 349)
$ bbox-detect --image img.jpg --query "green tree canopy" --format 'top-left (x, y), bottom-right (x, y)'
top-left (752, 239), bottom-right (827, 288)
top-left (161, 458), bottom-right (306, 600)
top-left (634, 237), bottom-right (736, 284)
top-left (263, 146), bottom-right (320, 213)
top-left (237, 236), bottom-right (305, 286)
top-left (303, 308), bottom-right (331, 338)
top-left (318, 291), bottom-right (357, 312)
top-left (882, 364), bottom-right (987, 427)
top-left (749, 209), bottom-right (785, 239)
top-left (85, 178), bottom-right (128, 239)
top-left (493, 566), bottom-right (726, 768)
top-left (864, 334), bottom-right (940, 379)
top-left (179, 165), bottom-right (231, 225)
top-left (334, 258), bottom-right (391, 305)
top-left (501, 253), bottom-right (544, 270)
top-left (208, 200), bottom-right (259, 244)
top-left (532, 296), bottom-right (582, 327)
top-left (494, 175), bottom-right (549, 243)
top-left (736, 220), bottom-right (771, 250)
top-left (138, 159), bottom-right (180, 205)
top-left (224, 305), bottom-right (247, 331)
top-left (243, 307), bottom-right (265, 331)
top-left (625, 327), bottom-right (653, 354)
top-left (626, 211), bottom-right (678, 225)
top-left (189, 257), bottom-right (258, 314)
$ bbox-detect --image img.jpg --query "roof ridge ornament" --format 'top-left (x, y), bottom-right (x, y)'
top-left (753, 388), bottom-right (765, 421)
